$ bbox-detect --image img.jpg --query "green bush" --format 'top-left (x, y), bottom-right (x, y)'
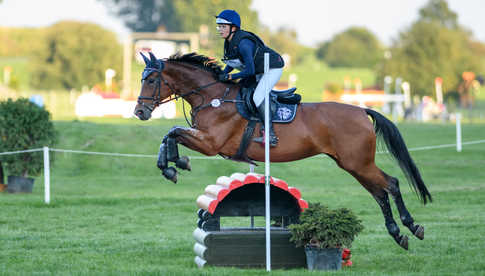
top-left (289, 202), bottom-right (364, 249)
top-left (0, 98), bottom-right (57, 177)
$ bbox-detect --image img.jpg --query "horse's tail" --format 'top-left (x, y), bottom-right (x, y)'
top-left (365, 109), bottom-right (432, 205)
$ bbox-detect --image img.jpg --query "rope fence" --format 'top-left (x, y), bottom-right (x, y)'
top-left (2, 139), bottom-right (484, 159)
top-left (1, 138), bottom-right (484, 205)
top-left (1, 113), bottom-right (483, 204)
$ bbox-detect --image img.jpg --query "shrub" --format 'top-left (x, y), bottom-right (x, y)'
top-left (289, 202), bottom-right (364, 249)
top-left (0, 98), bottom-right (57, 177)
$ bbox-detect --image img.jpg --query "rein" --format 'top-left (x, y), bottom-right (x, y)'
top-left (138, 69), bottom-right (239, 127)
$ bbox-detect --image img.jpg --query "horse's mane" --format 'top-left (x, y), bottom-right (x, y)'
top-left (167, 53), bottom-right (223, 75)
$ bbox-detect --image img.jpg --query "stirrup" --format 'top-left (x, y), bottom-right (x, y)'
top-left (253, 131), bottom-right (278, 147)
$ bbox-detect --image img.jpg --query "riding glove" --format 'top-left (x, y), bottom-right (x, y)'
top-left (218, 73), bottom-right (230, 82)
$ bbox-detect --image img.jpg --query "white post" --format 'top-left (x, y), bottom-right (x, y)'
top-left (456, 113), bottom-right (462, 152)
top-left (264, 52), bottom-right (271, 271)
top-left (43, 146), bottom-right (50, 204)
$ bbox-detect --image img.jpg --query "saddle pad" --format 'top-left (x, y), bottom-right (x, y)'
top-left (236, 89), bottom-right (298, 123)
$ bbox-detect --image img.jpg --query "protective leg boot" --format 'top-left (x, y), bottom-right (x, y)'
top-left (253, 103), bottom-right (278, 147)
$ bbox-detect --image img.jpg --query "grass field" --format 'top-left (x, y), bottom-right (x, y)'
top-left (1, 117), bottom-right (484, 275)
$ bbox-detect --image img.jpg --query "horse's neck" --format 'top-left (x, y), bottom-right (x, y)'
top-left (166, 65), bottom-right (229, 107)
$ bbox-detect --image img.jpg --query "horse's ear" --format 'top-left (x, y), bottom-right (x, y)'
top-left (149, 52), bottom-right (157, 63)
top-left (140, 52), bottom-right (150, 65)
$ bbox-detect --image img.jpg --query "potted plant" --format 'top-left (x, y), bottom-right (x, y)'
top-left (289, 202), bottom-right (364, 271)
top-left (0, 98), bottom-right (57, 193)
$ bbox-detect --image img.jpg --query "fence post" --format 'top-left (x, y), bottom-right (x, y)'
top-left (456, 113), bottom-right (462, 152)
top-left (43, 146), bottom-right (50, 204)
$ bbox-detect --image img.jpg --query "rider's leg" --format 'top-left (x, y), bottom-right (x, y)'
top-left (252, 68), bottom-right (282, 147)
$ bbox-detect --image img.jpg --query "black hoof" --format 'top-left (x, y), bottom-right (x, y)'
top-left (413, 225), bottom-right (424, 240)
top-left (399, 235), bottom-right (409, 250)
top-left (175, 156), bottom-right (191, 171)
top-left (162, 167), bottom-right (177, 183)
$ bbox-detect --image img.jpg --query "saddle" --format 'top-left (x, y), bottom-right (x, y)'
top-left (224, 86), bottom-right (301, 164)
top-left (236, 86), bottom-right (301, 123)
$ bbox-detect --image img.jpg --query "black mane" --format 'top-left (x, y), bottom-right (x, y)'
top-left (167, 53), bottom-right (223, 75)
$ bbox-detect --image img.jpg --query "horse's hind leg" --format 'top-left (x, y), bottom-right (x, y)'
top-left (344, 162), bottom-right (409, 249)
top-left (372, 188), bottom-right (409, 250)
top-left (384, 173), bottom-right (424, 240)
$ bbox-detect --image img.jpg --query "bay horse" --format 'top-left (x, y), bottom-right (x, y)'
top-left (134, 52), bottom-right (432, 250)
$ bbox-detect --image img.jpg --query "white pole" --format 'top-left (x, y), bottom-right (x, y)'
top-left (264, 52), bottom-right (271, 271)
top-left (456, 113), bottom-right (462, 152)
top-left (43, 146), bottom-right (50, 204)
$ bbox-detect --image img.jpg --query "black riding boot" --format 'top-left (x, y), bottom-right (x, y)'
top-left (253, 103), bottom-right (278, 147)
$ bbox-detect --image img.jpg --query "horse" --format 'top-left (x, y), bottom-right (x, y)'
top-left (134, 52), bottom-right (432, 250)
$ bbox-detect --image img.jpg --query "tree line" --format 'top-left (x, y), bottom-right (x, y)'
top-left (0, 0), bottom-right (483, 97)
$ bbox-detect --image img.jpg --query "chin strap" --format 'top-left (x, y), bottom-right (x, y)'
top-left (225, 26), bottom-right (238, 40)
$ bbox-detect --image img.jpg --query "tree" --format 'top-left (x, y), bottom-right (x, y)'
top-left (30, 21), bottom-right (122, 90)
top-left (100, 0), bottom-right (260, 33)
top-left (258, 26), bottom-right (310, 65)
top-left (316, 27), bottom-right (383, 68)
top-left (378, 0), bottom-right (482, 96)
top-left (419, 0), bottom-right (458, 29)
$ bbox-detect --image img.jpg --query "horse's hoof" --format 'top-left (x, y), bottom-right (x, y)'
top-left (175, 156), bottom-right (191, 171)
top-left (399, 235), bottom-right (409, 250)
top-left (414, 225), bottom-right (424, 240)
top-left (162, 167), bottom-right (177, 183)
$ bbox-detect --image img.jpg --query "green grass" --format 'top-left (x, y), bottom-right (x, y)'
top-left (1, 118), bottom-right (485, 275)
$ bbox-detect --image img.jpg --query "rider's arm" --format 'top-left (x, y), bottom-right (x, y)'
top-left (230, 39), bottom-right (256, 80)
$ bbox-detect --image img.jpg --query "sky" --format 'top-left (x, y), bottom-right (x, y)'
top-left (0, 0), bottom-right (484, 47)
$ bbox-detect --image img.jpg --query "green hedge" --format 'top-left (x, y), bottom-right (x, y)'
top-left (0, 98), bottom-right (57, 177)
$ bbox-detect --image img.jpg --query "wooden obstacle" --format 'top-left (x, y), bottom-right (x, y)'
top-left (193, 172), bottom-right (308, 268)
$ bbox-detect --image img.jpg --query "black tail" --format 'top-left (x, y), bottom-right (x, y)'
top-left (366, 109), bottom-right (432, 204)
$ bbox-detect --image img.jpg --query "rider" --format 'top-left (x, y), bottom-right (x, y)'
top-left (215, 9), bottom-right (284, 147)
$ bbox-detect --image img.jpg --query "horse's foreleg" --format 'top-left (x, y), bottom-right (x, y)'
top-left (167, 126), bottom-right (221, 156)
top-left (166, 135), bottom-right (191, 171)
top-left (386, 175), bottom-right (424, 240)
top-left (374, 192), bottom-right (409, 250)
top-left (157, 137), bottom-right (178, 183)
top-left (157, 126), bottom-right (217, 182)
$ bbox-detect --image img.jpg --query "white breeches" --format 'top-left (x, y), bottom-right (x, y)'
top-left (252, 68), bottom-right (283, 107)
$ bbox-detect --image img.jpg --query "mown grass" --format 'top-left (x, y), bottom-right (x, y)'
top-left (1, 118), bottom-right (484, 275)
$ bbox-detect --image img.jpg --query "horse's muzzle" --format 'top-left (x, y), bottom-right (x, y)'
top-left (134, 106), bottom-right (152, 121)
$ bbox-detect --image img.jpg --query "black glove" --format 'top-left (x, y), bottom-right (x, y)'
top-left (218, 73), bottom-right (230, 82)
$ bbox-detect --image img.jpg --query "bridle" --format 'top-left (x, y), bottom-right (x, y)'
top-left (137, 61), bottom-right (230, 126)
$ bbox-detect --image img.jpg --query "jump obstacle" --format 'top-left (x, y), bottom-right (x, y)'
top-left (193, 172), bottom-right (309, 268)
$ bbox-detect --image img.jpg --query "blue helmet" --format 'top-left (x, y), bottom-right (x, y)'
top-left (215, 10), bottom-right (241, 28)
